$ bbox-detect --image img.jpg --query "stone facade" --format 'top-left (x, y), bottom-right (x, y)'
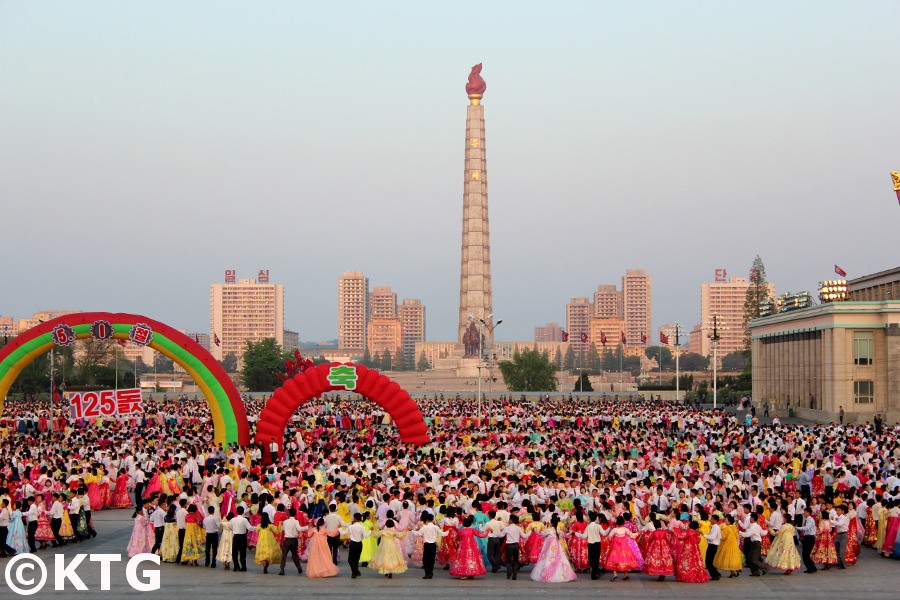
top-left (458, 100), bottom-right (494, 346)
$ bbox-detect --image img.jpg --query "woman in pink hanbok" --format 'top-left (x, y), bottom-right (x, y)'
top-left (449, 516), bottom-right (490, 579)
top-left (530, 515), bottom-right (577, 583)
top-left (110, 471), bottom-right (133, 509)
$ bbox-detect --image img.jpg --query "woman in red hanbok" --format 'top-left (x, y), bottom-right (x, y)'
top-left (449, 516), bottom-right (490, 579)
top-left (673, 522), bottom-right (711, 583)
top-left (810, 517), bottom-right (838, 568)
top-left (568, 514), bottom-right (590, 571)
top-left (98, 473), bottom-right (112, 509)
top-left (604, 516), bottom-right (642, 581)
top-left (437, 508), bottom-right (461, 568)
top-left (642, 523), bottom-right (675, 581)
top-left (110, 471), bottom-right (133, 508)
top-left (863, 500), bottom-right (878, 547)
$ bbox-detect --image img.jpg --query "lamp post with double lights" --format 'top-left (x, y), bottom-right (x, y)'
top-left (707, 315), bottom-right (725, 409)
top-left (483, 318), bottom-right (502, 416)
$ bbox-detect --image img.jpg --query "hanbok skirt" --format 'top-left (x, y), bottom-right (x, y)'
top-left (127, 516), bottom-right (153, 558)
top-left (642, 536), bottom-right (675, 576)
top-left (713, 538), bottom-right (742, 571)
top-left (765, 531), bottom-right (801, 571)
top-left (181, 523), bottom-right (206, 562)
top-left (35, 513), bottom-right (55, 542)
top-left (369, 537), bottom-right (409, 575)
top-left (449, 536), bottom-right (486, 577)
top-left (6, 517), bottom-right (28, 553)
top-left (811, 531), bottom-right (837, 565)
top-left (675, 542), bottom-right (710, 582)
top-left (111, 482), bottom-right (133, 508)
top-left (160, 523), bottom-right (180, 562)
top-left (568, 534), bottom-right (590, 570)
top-left (605, 537), bottom-right (640, 572)
top-left (437, 526), bottom-right (459, 566)
top-left (216, 528), bottom-right (234, 564)
top-left (60, 512), bottom-right (76, 543)
top-left (254, 528), bottom-right (282, 565)
top-left (530, 536), bottom-right (577, 583)
top-left (882, 517), bottom-right (899, 554)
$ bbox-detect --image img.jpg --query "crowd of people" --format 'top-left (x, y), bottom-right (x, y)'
top-left (1, 392), bottom-right (899, 586)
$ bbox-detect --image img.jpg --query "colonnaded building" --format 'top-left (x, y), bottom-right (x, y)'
top-left (749, 266), bottom-right (900, 424)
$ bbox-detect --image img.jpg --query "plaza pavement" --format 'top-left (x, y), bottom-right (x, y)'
top-left (2, 509), bottom-right (897, 599)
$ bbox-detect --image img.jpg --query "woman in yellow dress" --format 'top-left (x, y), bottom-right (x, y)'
top-left (180, 505), bottom-right (206, 565)
top-left (713, 515), bottom-right (743, 577)
top-left (254, 513), bottom-right (283, 573)
top-left (368, 520), bottom-right (408, 577)
top-left (697, 512), bottom-right (712, 561)
top-left (160, 505), bottom-right (180, 562)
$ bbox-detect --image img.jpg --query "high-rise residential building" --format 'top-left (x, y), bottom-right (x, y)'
top-left (589, 318), bottom-right (625, 353)
top-left (338, 271), bottom-right (369, 350)
top-left (17, 310), bottom-right (82, 333)
top-left (369, 286), bottom-right (398, 320)
top-left (210, 275), bottom-right (284, 361)
top-left (283, 329), bottom-right (300, 354)
top-left (689, 325), bottom-right (703, 352)
top-left (622, 269), bottom-right (652, 348)
top-left (593, 285), bottom-right (623, 319)
top-left (534, 322), bottom-right (564, 343)
top-left (398, 299), bottom-right (425, 367)
top-left (658, 323), bottom-right (677, 346)
top-left (566, 297), bottom-right (592, 355)
top-left (367, 318), bottom-right (403, 364)
top-left (700, 276), bottom-right (775, 358)
top-left (186, 332), bottom-right (210, 350)
top-left (0, 316), bottom-right (17, 337)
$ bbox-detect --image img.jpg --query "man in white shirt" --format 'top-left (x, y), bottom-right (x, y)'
top-left (574, 512), bottom-right (609, 579)
top-left (499, 515), bottom-right (530, 580)
top-left (324, 506), bottom-right (350, 564)
top-left (740, 509), bottom-right (770, 576)
top-left (48, 493), bottom-right (66, 547)
top-left (149, 500), bottom-right (166, 553)
top-left (410, 513), bottom-right (448, 578)
top-left (484, 512), bottom-right (505, 572)
top-left (202, 506), bottom-right (221, 568)
top-left (229, 507), bottom-right (256, 572)
top-left (340, 513), bottom-right (372, 578)
top-left (0, 500), bottom-right (16, 557)
top-left (279, 508), bottom-right (307, 576)
top-left (175, 499), bottom-right (189, 564)
top-left (704, 514), bottom-right (722, 580)
top-left (831, 505), bottom-right (849, 569)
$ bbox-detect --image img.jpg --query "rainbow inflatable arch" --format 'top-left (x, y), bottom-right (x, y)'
top-left (0, 312), bottom-right (249, 446)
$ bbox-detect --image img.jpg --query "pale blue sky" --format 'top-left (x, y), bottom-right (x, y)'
top-left (2, 1), bottom-right (898, 344)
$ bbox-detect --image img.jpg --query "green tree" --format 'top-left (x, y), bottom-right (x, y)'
top-left (219, 352), bottom-right (238, 373)
top-left (416, 351), bottom-right (430, 372)
top-left (498, 350), bottom-right (558, 392)
top-left (74, 339), bottom-right (115, 385)
top-left (11, 352), bottom-right (50, 395)
top-left (645, 346), bottom-right (673, 370)
top-left (554, 346), bottom-right (563, 371)
top-left (360, 348), bottom-right (374, 368)
top-left (679, 352), bottom-right (710, 371)
top-left (743, 255), bottom-right (770, 350)
top-left (623, 355), bottom-right (642, 377)
top-left (382, 349), bottom-right (393, 371)
top-left (602, 345), bottom-right (624, 371)
top-left (563, 345), bottom-right (575, 371)
top-left (574, 372), bottom-right (593, 392)
top-left (586, 343), bottom-right (600, 373)
top-left (721, 352), bottom-right (748, 372)
top-left (240, 338), bottom-right (285, 392)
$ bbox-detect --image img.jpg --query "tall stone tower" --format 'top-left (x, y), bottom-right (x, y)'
top-left (458, 64), bottom-right (494, 355)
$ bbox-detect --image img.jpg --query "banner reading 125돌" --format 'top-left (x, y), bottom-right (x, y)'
top-left (67, 388), bottom-right (143, 419)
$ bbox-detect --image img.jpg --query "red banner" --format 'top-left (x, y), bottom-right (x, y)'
top-left (68, 388), bottom-right (143, 419)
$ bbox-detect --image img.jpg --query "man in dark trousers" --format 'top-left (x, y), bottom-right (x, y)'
top-left (500, 516), bottom-right (530, 580)
top-left (230, 507), bottom-right (255, 572)
top-left (174, 499), bottom-right (188, 564)
top-left (279, 508), bottom-right (304, 575)
top-left (202, 506), bottom-right (221, 568)
top-left (341, 513), bottom-right (371, 579)
top-left (412, 513), bottom-right (447, 579)
top-left (704, 514), bottom-right (722, 580)
top-left (800, 508), bottom-right (818, 573)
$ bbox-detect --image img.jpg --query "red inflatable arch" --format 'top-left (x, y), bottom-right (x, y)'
top-left (254, 362), bottom-right (430, 462)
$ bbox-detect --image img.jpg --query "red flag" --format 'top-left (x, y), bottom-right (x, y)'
top-left (621, 331), bottom-right (627, 344)
top-left (660, 332), bottom-right (670, 345)
top-left (51, 381), bottom-right (62, 403)
top-left (640, 332), bottom-right (647, 344)
top-left (214, 333), bottom-right (221, 346)
top-left (835, 265), bottom-right (847, 277)
top-left (580, 332), bottom-right (588, 343)
top-left (600, 332), bottom-right (607, 346)
top-left (117, 339), bottom-right (126, 347)
top-left (561, 331), bottom-right (569, 341)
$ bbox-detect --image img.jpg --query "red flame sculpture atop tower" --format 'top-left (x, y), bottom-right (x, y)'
top-left (466, 63), bottom-right (486, 103)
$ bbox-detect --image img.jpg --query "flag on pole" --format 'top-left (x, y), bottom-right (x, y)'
top-left (561, 331), bottom-right (569, 341)
top-left (51, 381), bottom-right (62, 403)
top-left (580, 332), bottom-right (588, 343)
top-left (835, 265), bottom-right (847, 277)
top-left (621, 331), bottom-right (626, 344)
top-left (660, 332), bottom-right (670, 345)
top-left (640, 332), bottom-right (647, 344)
top-left (214, 333), bottom-right (221, 347)
top-left (600, 332), bottom-right (607, 346)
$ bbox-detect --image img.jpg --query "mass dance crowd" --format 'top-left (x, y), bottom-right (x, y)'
top-left (1, 392), bottom-right (900, 587)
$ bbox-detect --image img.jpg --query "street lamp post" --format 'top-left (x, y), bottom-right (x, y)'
top-left (482, 319), bottom-right (502, 416)
top-left (707, 316), bottom-right (724, 409)
top-left (469, 313), bottom-right (494, 423)
top-left (674, 323), bottom-right (682, 404)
